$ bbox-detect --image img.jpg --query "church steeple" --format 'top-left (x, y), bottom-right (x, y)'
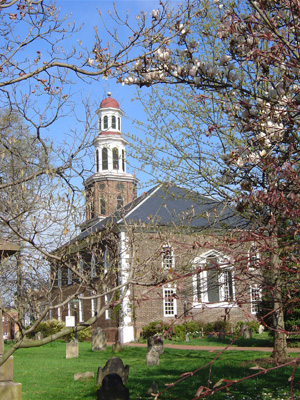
top-left (82, 93), bottom-right (138, 229)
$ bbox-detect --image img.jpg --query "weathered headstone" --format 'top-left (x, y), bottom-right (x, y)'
top-left (97, 373), bottom-right (129, 400)
top-left (96, 357), bottom-right (129, 386)
top-left (112, 341), bottom-right (123, 353)
top-left (218, 328), bottom-right (226, 340)
top-left (147, 335), bottom-right (164, 355)
top-left (240, 324), bottom-right (252, 340)
top-left (35, 331), bottom-right (43, 341)
top-left (146, 347), bottom-right (160, 366)
top-left (147, 381), bottom-right (159, 395)
top-left (92, 328), bottom-right (107, 352)
top-left (146, 335), bottom-right (163, 366)
top-left (74, 371), bottom-right (94, 381)
top-left (66, 341), bottom-right (79, 359)
top-left (258, 324), bottom-right (264, 334)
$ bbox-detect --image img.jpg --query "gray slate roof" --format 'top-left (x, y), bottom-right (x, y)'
top-left (77, 184), bottom-right (246, 242)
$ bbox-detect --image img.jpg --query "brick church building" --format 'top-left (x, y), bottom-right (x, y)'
top-left (52, 94), bottom-right (261, 343)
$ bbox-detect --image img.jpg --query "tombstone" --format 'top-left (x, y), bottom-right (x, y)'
top-left (146, 347), bottom-right (160, 366)
top-left (258, 324), bottom-right (264, 334)
top-left (218, 328), bottom-right (226, 341)
top-left (66, 341), bottom-right (79, 359)
top-left (74, 371), bottom-right (94, 381)
top-left (35, 331), bottom-right (43, 341)
top-left (147, 335), bottom-right (164, 355)
top-left (147, 381), bottom-right (159, 395)
top-left (96, 357), bottom-right (129, 386)
top-left (97, 373), bottom-right (129, 400)
top-left (242, 325), bottom-right (252, 340)
top-left (112, 341), bottom-right (123, 353)
top-left (92, 328), bottom-right (107, 352)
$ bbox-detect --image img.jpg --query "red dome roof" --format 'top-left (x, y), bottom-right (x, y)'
top-left (100, 93), bottom-right (120, 109)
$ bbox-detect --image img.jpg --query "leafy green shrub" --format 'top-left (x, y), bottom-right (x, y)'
top-left (235, 321), bottom-right (260, 334)
top-left (141, 321), bottom-right (169, 339)
top-left (27, 319), bottom-right (91, 342)
top-left (213, 320), bottom-right (232, 334)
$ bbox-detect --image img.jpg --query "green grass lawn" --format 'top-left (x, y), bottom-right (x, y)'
top-left (9, 341), bottom-right (300, 400)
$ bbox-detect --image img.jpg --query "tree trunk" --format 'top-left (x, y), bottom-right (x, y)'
top-left (270, 250), bottom-right (289, 362)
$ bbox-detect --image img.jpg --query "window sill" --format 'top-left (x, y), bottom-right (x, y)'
top-left (192, 301), bottom-right (237, 309)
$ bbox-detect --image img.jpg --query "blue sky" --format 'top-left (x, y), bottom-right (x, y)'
top-left (54, 0), bottom-right (170, 192)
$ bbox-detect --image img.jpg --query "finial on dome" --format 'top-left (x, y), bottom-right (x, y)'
top-left (107, 92), bottom-right (112, 97)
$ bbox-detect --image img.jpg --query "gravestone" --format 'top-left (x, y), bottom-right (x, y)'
top-left (147, 381), bottom-right (159, 395)
top-left (66, 341), bottom-right (79, 359)
top-left (146, 335), bottom-right (163, 366)
top-left (258, 324), bottom-right (264, 334)
top-left (112, 341), bottom-right (123, 353)
top-left (92, 328), bottom-right (107, 351)
top-left (147, 335), bottom-right (164, 355)
top-left (218, 328), bottom-right (226, 340)
top-left (74, 371), bottom-right (94, 381)
top-left (146, 347), bottom-right (160, 366)
top-left (35, 331), bottom-right (43, 341)
top-left (97, 373), bottom-right (130, 400)
top-left (96, 357), bottom-right (129, 386)
top-left (240, 324), bottom-right (252, 340)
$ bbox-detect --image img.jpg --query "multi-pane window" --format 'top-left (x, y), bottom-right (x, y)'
top-left (95, 149), bottom-right (99, 172)
top-left (91, 252), bottom-right (96, 278)
top-left (79, 299), bottom-right (84, 322)
top-left (162, 246), bottom-right (174, 272)
top-left (249, 244), bottom-right (259, 270)
top-left (113, 147), bottom-right (119, 169)
top-left (105, 294), bottom-right (112, 320)
top-left (91, 297), bottom-right (97, 317)
top-left (102, 148), bottom-right (108, 170)
top-left (250, 285), bottom-right (262, 314)
top-left (57, 267), bottom-right (62, 287)
top-left (100, 198), bottom-right (106, 215)
top-left (122, 150), bottom-right (125, 171)
top-left (67, 268), bottom-right (72, 285)
top-left (103, 115), bottom-right (108, 129)
top-left (163, 287), bottom-right (177, 317)
top-left (194, 251), bottom-right (234, 304)
top-left (117, 195), bottom-right (123, 210)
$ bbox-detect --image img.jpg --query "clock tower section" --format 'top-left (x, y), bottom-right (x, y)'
top-left (83, 93), bottom-right (138, 229)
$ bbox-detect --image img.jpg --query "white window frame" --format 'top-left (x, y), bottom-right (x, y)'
top-left (248, 243), bottom-right (260, 271)
top-left (91, 297), bottom-right (97, 317)
top-left (91, 252), bottom-right (96, 278)
top-left (105, 294), bottom-right (112, 320)
top-left (67, 268), bottom-right (72, 285)
top-left (57, 267), bottom-right (62, 287)
top-left (250, 284), bottom-right (262, 314)
top-left (78, 298), bottom-right (84, 322)
top-left (161, 244), bottom-right (175, 272)
top-left (192, 250), bottom-right (235, 308)
top-left (57, 307), bottom-right (62, 321)
top-left (163, 285), bottom-right (177, 317)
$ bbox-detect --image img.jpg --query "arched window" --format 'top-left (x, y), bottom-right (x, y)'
top-left (99, 198), bottom-right (106, 215)
top-left (103, 115), bottom-right (108, 129)
top-left (102, 148), bottom-right (108, 170)
top-left (113, 147), bottom-right (119, 169)
top-left (95, 149), bottom-right (99, 172)
top-left (112, 115), bottom-right (116, 129)
top-left (118, 117), bottom-right (120, 131)
top-left (99, 117), bottom-right (101, 131)
top-left (122, 150), bottom-right (125, 171)
top-left (117, 195), bottom-right (123, 210)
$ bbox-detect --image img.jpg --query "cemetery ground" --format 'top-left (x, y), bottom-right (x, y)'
top-left (8, 337), bottom-right (300, 400)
